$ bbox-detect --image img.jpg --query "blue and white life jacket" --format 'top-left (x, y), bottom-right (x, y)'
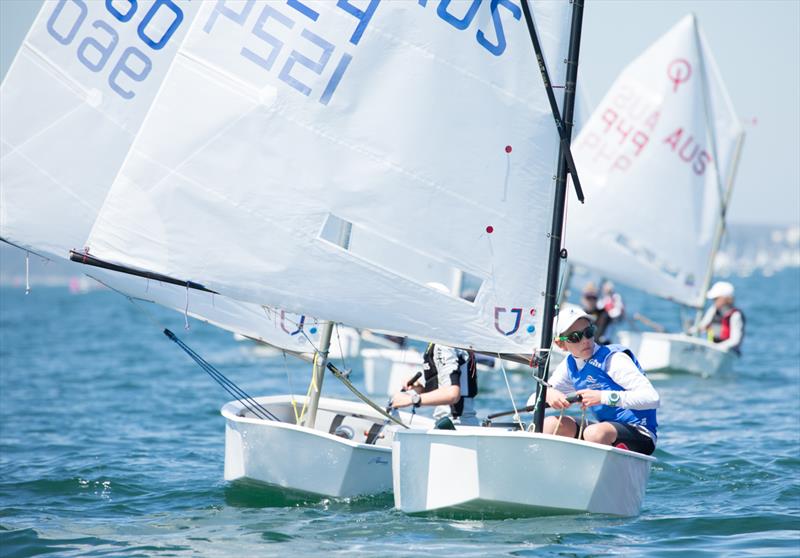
top-left (566, 344), bottom-right (658, 438)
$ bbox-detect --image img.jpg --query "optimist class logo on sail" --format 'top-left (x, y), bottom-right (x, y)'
top-left (202, 0), bottom-right (523, 107)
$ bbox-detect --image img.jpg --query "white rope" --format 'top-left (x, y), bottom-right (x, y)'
top-left (24, 252), bottom-right (30, 295)
top-left (334, 323), bottom-right (349, 369)
top-left (183, 285), bottom-right (190, 330)
top-left (282, 351), bottom-right (301, 424)
top-left (497, 355), bottom-right (523, 430)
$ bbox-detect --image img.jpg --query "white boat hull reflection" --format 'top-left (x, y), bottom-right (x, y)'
top-left (393, 427), bottom-right (654, 517)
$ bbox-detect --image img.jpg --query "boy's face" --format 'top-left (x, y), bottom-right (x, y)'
top-left (555, 318), bottom-right (595, 360)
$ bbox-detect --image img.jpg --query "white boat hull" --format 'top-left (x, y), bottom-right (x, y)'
top-left (617, 330), bottom-right (735, 376)
top-left (393, 427), bottom-right (654, 517)
top-left (222, 395), bottom-right (433, 498)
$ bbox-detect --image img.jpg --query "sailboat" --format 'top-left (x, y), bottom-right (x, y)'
top-left (6, 0), bottom-right (654, 511)
top-left (64, 0), bottom-right (655, 516)
top-left (567, 14), bottom-right (745, 376)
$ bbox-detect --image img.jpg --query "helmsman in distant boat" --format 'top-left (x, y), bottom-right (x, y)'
top-left (690, 281), bottom-right (745, 354)
top-left (533, 306), bottom-right (660, 455)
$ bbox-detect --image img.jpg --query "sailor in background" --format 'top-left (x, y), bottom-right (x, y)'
top-left (596, 280), bottom-right (625, 343)
top-left (535, 306), bottom-right (660, 455)
top-left (390, 343), bottom-right (479, 426)
top-left (690, 280), bottom-right (745, 354)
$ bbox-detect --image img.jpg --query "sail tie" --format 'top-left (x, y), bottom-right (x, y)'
top-left (183, 285), bottom-right (190, 330)
top-left (24, 251), bottom-right (30, 295)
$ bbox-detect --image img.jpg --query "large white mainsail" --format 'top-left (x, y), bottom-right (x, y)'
top-left (567, 14), bottom-right (743, 308)
top-left (0, 0), bottom-right (323, 354)
top-left (84, 0), bottom-right (575, 354)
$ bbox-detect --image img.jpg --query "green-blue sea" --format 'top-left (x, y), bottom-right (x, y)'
top-left (1, 268), bottom-right (799, 557)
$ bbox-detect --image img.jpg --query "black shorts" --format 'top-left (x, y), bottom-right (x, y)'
top-left (607, 422), bottom-right (656, 455)
top-left (575, 420), bottom-right (656, 455)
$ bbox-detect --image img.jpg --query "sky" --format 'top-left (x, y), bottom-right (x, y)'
top-left (1, 0), bottom-right (799, 227)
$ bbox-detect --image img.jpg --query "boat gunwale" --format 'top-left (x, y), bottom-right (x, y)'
top-left (394, 427), bottom-right (657, 463)
top-left (221, 395), bottom-right (430, 451)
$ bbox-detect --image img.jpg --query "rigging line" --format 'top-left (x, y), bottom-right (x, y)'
top-left (520, 0), bottom-right (584, 203)
top-left (497, 356), bottom-right (523, 430)
top-left (0, 238), bottom-right (52, 264)
top-left (327, 362), bottom-right (408, 428)
top-left (334, 323), bottom-right (349, 371)
top-left (296, 351), bottom-right (321, 425)
top-left (107, 290), bottom-right (277, 421)
top-left (164, 328), bottom-right (279, 421)
top-left (282, 350), bottom-right (301, 424)
top-left (131, 296), bottom-right (276, 421)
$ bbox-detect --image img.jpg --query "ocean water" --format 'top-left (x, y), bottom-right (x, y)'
top-left (1, 268), bottom-right (798, 557)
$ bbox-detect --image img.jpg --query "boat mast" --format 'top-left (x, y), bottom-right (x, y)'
top-left (528, 0), bottom-right (585, 432)
top-left (693, 131), bottom-right (745, 326)
top-left (304, 221), bottom-right (353, 428)
top-left (690, 14), bottom-right (745, 325)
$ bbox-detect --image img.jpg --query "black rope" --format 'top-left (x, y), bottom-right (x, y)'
top-left (163, 329), bottom-right (279, 422)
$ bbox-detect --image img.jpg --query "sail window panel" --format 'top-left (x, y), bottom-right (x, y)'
top-left (319, 213), bottom-right (484, 302)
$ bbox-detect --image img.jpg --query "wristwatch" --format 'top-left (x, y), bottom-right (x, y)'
top-left (607, 391), bottom-right (621, 407)
top-left (410, 391), bottom-right (422, 407)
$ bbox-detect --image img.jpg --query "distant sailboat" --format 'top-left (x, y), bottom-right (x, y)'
top-left (567, 14), bottom-right (745, 376)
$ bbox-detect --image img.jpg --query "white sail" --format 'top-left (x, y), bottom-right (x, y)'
top-left (85, 0), bottom-right (576, 353)
top-left (0, 0), bottom-right (322, 354)
top-left (1, 0), bottom-right (201, 256)
top-left (567, 14), bottom-right (743, 308)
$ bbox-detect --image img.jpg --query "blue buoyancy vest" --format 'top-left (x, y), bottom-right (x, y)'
top-left (566, 344), bottom-right (658, 438)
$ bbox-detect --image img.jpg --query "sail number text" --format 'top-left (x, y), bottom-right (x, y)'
top-left (204, 0), bottom-right (522, 107)
top-left (45, 0), bottom-right (188, 100)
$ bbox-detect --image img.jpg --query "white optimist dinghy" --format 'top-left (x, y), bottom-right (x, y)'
top-left (63, 0), bottom-right (653, 510)
top-left (393, 427), bottom-right (654, 517)
top-left (568, 14), bottom-right (745, 376)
